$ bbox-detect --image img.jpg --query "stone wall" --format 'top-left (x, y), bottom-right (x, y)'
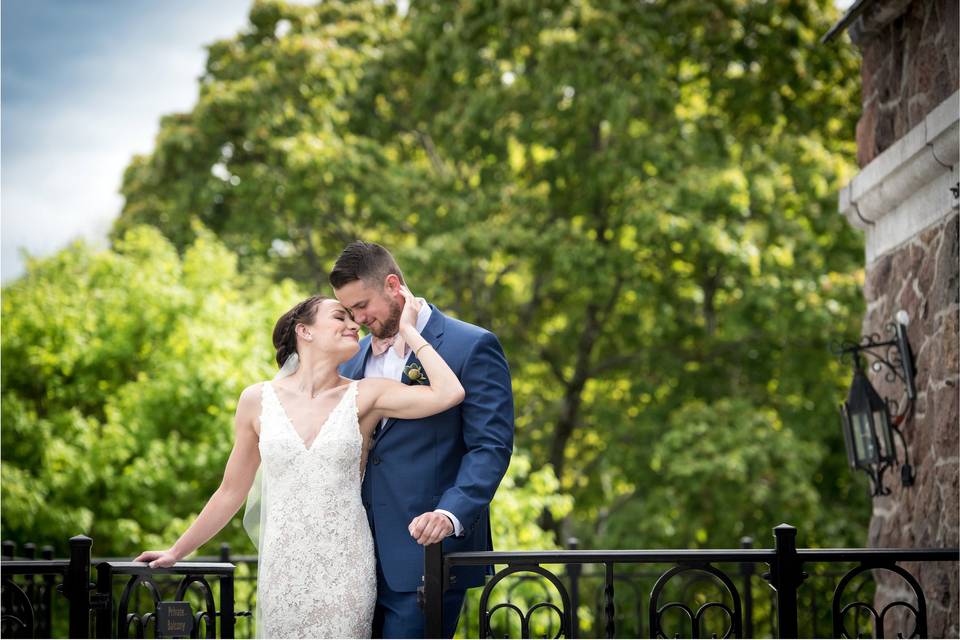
top-left (852, 0), bottom-right (959, 166)
top-left (839, 1), bottom-right (959, 636)
top-left (863, 213), bottom-right (959, 638)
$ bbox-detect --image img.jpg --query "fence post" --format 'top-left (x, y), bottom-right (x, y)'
top-left (423, 542), bottom-right (444, 637)
top-left (2, 540), bottom-right (15, 559)
top-left (220, 543), bottom-right (231, 563)
top-left (66, 535), bottom-right (92, 639)
top-left (40, 546), bottom-right (55, 638)
top-left (221, 572), bottom-right (236, 639)
top-left (566, 537), bottom-right (581, 639)
top-left (23, 543), bottom-right (37, 632)
top-left (739, 536), bottom-right (754, 639)
top-left (94, 562), bottom-right (113, 638)
top-left (769, 524), bottom-right (802, 638)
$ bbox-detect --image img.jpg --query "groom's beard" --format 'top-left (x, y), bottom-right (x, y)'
top-left (369, 297), bottom-right (403, 339)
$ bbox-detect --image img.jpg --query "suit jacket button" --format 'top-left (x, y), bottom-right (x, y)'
top-left (372, 456), bottom-right (381, 465)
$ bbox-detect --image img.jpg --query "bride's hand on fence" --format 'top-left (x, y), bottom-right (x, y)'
top-left (134, 549), bottom-right (179, 568)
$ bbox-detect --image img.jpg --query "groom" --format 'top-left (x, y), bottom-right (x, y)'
top-left (331, 241), bottom-right (514, 638)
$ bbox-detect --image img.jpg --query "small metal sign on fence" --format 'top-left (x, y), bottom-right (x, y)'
top-left (156, 601), bottom-right (194, 637)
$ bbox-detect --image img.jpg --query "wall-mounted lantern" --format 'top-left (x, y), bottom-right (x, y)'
top-left (834, 311), bottom-right (917, 497)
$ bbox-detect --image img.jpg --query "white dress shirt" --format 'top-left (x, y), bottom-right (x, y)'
top-left (364, 299), bottom-right (463, 537)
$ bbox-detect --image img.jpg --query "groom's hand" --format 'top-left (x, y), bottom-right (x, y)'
top-left (408, 512), bottom-right (453, 545)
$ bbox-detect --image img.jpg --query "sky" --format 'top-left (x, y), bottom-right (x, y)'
top-left (1, 0), bottom-right (857, 285)
top-left (1, 0), bottom-right (254, 282)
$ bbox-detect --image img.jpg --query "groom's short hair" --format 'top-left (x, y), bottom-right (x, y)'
top-left (329, 241), bottom-right (405, 290)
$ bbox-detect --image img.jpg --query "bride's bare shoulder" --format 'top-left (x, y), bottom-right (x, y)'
top-left (354, 378), bottom-right (391, 407)
top-left (237, 382), bottom-right (268, 413)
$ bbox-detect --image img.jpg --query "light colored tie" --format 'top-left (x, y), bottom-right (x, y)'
top-left (370, 333), bottom-right (406, 357)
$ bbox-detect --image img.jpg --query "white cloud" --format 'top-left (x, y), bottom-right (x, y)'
top-left (1, 0), bottom-right (254, 283)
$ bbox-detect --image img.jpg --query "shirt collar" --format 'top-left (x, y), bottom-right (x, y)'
top-left (414, 298), bottom-right (432, 334)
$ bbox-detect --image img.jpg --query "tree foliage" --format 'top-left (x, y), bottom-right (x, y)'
top-left (3, 227), bottom-right (278, 553)
top-left (1, 228), bottom-right (569, 562)
top-left (5, 0), bottom-right (872, 565)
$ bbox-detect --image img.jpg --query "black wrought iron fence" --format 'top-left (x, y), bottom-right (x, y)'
top-left (455, 537), bottom-right (879, 638)
top-left (425, 524), bottom-right (959, 638)
top-left (2, 536), bottom-right (237, 639)
top-left (4, 525), bottom-right (957, 638)
top-left (1, 542), bottom-right (66, 638)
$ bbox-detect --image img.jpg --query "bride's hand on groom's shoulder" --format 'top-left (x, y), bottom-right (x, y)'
top-left (133, 549), bottom-right (180, 568)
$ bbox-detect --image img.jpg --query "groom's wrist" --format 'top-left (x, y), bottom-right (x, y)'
top-left (433, 508), bottom-right (463, 537)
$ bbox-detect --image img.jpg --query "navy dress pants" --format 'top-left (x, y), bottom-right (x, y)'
top-left (373, 562), bottom-right (466, 638)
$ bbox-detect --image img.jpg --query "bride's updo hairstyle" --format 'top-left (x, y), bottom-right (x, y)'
top-left (272, 295), bottom-right (329, 368)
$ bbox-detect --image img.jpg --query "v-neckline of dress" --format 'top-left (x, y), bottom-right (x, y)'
top-left (269, 381), bottom-right (352, 451)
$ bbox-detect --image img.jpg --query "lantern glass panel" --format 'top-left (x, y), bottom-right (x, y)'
top-left (841, 405), bottom-right (857, 468)
top-left (852, 408), bottom-right (876, 465)
top-left (874, 408), bottom-right (895, 461)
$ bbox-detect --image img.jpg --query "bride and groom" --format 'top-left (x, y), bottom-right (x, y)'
top-left (136, 241), bottom-right (515, 638)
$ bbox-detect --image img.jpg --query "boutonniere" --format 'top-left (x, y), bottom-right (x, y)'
top-left (403, 362), bottom-right (430, 385)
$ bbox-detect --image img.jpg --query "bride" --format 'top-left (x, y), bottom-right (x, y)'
top-left (135, 286), bottom-right (464, 638)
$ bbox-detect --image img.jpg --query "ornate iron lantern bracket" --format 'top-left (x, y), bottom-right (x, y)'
top-left (831, 311), bottom-right (917, 497)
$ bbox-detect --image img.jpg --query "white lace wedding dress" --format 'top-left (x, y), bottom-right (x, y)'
top-left (256, 380), bottom-right (376, 638)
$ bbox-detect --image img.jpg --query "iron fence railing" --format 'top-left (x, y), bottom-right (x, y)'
top-left (3, 524), bottom-right (957, 638)
top-left (423, 524), bottom-right (959, 639)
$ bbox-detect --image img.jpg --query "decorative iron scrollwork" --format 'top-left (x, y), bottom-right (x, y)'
top-left (477, 564), bottom-right (571, 638)
top-left (832, 563), bottom-right (927, 638)
top-left (1, 577), bottom-right (35, 638)
top-left (650, 564), bottom-right (743, 639)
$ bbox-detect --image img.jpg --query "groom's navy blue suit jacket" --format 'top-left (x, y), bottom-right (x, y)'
top-left (341, 305), bottom-right (514, 592)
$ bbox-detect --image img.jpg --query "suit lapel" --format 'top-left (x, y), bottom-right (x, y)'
top-left (375, 307), bottom-right (446, 442)
top-left (350, 337), bottom-right (374, 380)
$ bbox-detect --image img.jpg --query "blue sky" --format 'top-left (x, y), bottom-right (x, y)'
top-left (1, 0), bottom-right (253, 282)
top-left (1, 0), bottom-right (856, 284)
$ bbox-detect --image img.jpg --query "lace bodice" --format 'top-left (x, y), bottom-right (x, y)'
top-left (255, 380), bottom-right (375, 638)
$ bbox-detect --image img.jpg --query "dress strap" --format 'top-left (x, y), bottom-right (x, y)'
top-left (339, 380), bottom-right (361, 427)
top-left (258, 382), bottom-right (282, 436)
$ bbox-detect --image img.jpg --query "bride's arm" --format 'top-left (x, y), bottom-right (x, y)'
top-left (134, 384), bottom-right (262, 568)
top-left (360, 289), bottom-right (465, 424)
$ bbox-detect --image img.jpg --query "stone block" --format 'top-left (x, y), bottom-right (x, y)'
top-left (916, 229), bottom-right (940, 295)
top-left (935, 460), bottom-right (960, 541)
top-left (930, 217), bottom-right (959, 310)
top-left (890, 235), bottom-right (922, 282)
top-left (912, 473), bottom-right (940, 539)
top-left (909, 43), bottom-right (940, 114)
top-left (898, 280), bottom-right (922, 332)
top-left (932, 381), bottom-right (958, 455)
top-left (867, 252), bottom-right (894, 299)
top-left (933, 67), bottom-right (955, 109)
top-left (914, 389), bottom-right (928, 419)
top-left (942, 0), bottom-right (960, 87)
top-left (860, 45), bottom-right (887, 103)
top-left (857, 102), bottom-right (880, 167)
top-left (877, 104), bottom-right (899, 156)
top-left (940, 310), bottom-right (959, 376)
top-left (912, 330), bottom-right (933, 392)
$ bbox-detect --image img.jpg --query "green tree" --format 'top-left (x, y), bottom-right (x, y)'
top-left (1, 226), bottom-right (571, 552)
top-left (105, 0), bottom-right (871, 551)
top-left (113, 0), bottom-right (409, 282)
top-left (2, 226), bottom-right (287, 554)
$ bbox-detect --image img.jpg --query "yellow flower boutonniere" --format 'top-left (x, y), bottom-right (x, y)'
top-left (404, 362), bottom-right (429, 385)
